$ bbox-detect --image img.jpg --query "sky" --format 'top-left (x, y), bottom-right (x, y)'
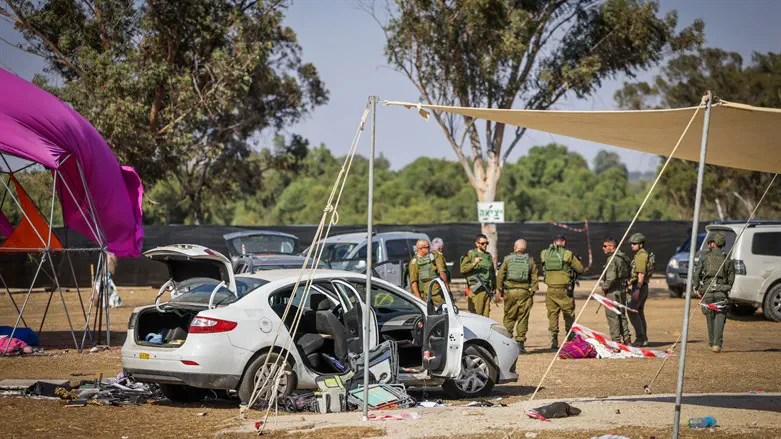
top-left (2, 0), bottom-right (781, 172)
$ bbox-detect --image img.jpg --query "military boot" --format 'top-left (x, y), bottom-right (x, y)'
top-left (516, 341), bottom-right (527, 354)
top-left (549, 333), bottom-right (559, 350)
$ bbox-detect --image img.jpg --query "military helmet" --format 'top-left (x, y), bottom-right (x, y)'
top-left (709, 232), bottom-right (727, 247)
top-left (629, 233), bottom-right (646, 244)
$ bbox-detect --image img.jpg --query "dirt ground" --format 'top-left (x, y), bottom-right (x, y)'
top-left (0, 278), bottom-right (779, 438)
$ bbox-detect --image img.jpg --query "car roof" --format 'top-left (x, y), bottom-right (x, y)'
top-left (317, 231), bottom-right (428, 245)
top-left (240, 268), bottom-right (354, 282)
top-left (706, 222), bottom-right (781, 232)
top-left (223, 230), bottom-right (299, 241)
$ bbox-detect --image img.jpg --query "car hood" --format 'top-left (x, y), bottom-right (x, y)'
top-left (453, 309), bottom-right (495, 339)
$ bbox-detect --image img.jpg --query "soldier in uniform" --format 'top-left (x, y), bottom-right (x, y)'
top-left (693, 232), bottom-right (735, 353)
top-left (497, 239), bottom-right (538, 353)
top-left (541, 235), bottom-right (584, 349)
top-left (628, 233), bottom-right (650, 347)
top-left (460, 234), bottom-right (496, 318)
top-left (600, 237), bottom-right (632, 345)
top-left (431, 237), bottom-right (451, 293)
top-left (408, 239), bottom-right (448, 308)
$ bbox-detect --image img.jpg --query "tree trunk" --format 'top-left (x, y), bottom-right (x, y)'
top-left (477, 154), bottom-right (502, 264)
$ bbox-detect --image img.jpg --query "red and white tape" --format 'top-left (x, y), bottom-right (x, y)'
top-left (572, 324), bottom-right (672, 358)
top-left (593, 293), bottom-right (638, 315)
top-left (699, 301), bottom-right (728, 311)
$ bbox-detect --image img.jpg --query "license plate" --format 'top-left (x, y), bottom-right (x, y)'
top-left (139, 352), bottom-right (150, 360)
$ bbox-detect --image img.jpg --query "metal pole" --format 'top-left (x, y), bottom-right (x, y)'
top-left (672, 91), bottom-right (712, 438)
top-left (362, 96), bottom-right (377, 421)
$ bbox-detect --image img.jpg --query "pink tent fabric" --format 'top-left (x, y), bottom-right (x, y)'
top-left (0, 69), bottom-right (143, 257)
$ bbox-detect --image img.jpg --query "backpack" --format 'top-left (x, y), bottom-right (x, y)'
top-left (703, 249), bottom-right (727, 280)
top-left (613, 251), bottom-right (631, 280)
top-left (646, 251), bottom-right (656, 278)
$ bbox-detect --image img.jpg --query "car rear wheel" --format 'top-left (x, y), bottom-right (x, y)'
top-left (159, 384), bottom-right (209, 403)
top-left (442, 345), bottom-right (497, 399)
top-left (239, 352), bottom-right (296, 407)
top-left (763, 284), bottom-right (781, 322)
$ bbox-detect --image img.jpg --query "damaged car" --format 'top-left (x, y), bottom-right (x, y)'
top-left (223, 230), bottom-right (327, 273)
top-left (121, 245), bottom-right (519, 405)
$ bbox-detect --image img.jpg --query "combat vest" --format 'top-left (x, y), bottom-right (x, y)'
top-left (466, 249), bottom-right (493, 289)
top-left (614, 250), bottom-right (631, 280)
top-left (505, 253), bottom-right (530, 283)
top-left (416, 253), bottom-right (437, 283)
top-left (544, 245), bottom-right (566, 272)
top-left (701, 247), bottom-right (728, 286)
top-left (631, 248), bottom-right (654, 283)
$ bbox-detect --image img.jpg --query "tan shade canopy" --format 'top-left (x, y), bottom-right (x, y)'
top-left (386, 100), bottom-right (781, 174)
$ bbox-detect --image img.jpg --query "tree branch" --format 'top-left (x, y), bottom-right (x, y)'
top-left (0, 4), bottom-right (84, 77)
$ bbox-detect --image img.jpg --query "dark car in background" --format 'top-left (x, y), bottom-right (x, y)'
top-left (223, 230), bottom-right (327, 273)
top-left (666, 232), bottom-right (705, 297)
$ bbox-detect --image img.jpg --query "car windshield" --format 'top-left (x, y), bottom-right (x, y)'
top-left (319, 242), bottom-right (358, 261)
top-left (169, 277), bottom-right (269, 307)
top-left (228, 235), bottom-right (297, 256)
top-left (680, 233), bottom-right (706, 253)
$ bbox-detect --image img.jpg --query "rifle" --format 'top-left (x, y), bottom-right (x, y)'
top-left (566, 255), bottom-right (582, 298)
top-left (473, 277), bottom-right (498, 304)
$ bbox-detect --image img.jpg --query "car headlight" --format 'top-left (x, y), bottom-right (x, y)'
top-left (668, 259), bottom-right (679, 269)
top-left (490, 324), bottom-right (512, 339)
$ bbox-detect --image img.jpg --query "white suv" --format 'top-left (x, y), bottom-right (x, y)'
top-left (702, 222), bottom-right (781, 321)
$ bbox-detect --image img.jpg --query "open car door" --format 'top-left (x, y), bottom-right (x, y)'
top-left (330, 279), bottom-right (379, 354)
top-left (422, 278), bottom-right (464, 378)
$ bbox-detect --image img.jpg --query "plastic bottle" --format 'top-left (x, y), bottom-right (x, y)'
top-left (687, 416), bottom-right (717, 428)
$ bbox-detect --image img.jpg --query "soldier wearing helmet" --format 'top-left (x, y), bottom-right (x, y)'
top-left (628, 232), bottom-right (652, 347)
top-left (692, 231), bottom-right (735, 353)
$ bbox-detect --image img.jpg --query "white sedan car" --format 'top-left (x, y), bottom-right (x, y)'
top-left (121, 245), bottom-right (519, 404)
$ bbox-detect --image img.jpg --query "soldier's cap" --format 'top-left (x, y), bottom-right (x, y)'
top-left (553, 234), bottom-right (567, 242)
top-left (629, 232), bottom-right (646, 244)
top-left (708, 232), bottom-right (727, 247)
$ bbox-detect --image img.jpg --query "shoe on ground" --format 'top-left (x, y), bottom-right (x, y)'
top-left (550, 342), bottom-right (558, 350)
top-left (516, 342), bottom-right (527, 354)
top-left (712, 345), bottom-right (722, 353)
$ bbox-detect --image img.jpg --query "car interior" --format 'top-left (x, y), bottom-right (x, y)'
top-left (268, 281), bottom-right (364, 374)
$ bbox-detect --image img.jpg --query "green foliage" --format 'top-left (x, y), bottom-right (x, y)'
top-left (4, 0), bottom-right (327, 224)
top-left (615, 48), bottom-right (781, 219)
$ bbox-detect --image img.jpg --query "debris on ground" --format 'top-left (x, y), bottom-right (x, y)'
top-left (465, 399), bottom-right (507, 408)
top-left (526, 402), bottom-right (582, 421)
top-left (417, 400), bottom-right (446, 408)
top-left (367, 411), bottom-right (421, 421)
top-left (0, 372), bottom-right (164, 406)
top-left (591, 435), bottom-right (630, 439)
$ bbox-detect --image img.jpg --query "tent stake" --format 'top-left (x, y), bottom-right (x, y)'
top-left (672, 91), bottom-right (712, 438)
top-left (362, 95), bottom-right (377, 421)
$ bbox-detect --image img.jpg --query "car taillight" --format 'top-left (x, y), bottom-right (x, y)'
top-left (188, 316), bottom-right (237, 334)
top-left (734, 260), bottom-right (747, 275)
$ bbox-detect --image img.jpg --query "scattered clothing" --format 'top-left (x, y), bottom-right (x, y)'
top-left (0, 327), bottom-right (38, 345)
top-left (145, 332), bottom-right (163, 344)
top-left (528, 402), bottom-right (581, 420)
top-left (558, 334), bottom-right (597, 360)
top-left (0, 336), bottom-right (32, 355)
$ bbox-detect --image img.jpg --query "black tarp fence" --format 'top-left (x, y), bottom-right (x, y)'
top-left (0, 221), bottom-right (707, 288)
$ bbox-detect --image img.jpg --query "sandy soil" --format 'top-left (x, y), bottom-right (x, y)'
top-left (0, 279), bottom-right (778, 438)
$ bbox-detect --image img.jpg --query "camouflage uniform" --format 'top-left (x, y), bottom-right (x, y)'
top-left (497, 251), bottom-right (538, 350)
top-left (460, 248), bottom-right (495, 317)
top-left (409, 252), bottom-right (447, 308)
top-left (693, 233), bottom-right (735, 351)
top-left (600, 249), bottom-right (632, 344)
top-left (629, 234), bottom-right (650, 345)
top-left (541, 245), bottom-right (584, 348)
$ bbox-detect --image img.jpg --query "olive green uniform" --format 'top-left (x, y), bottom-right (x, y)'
top-left (629, 248), bottom-right (650, 344)
top-left (693, 247), bottom-right (735, 348)
top-left (497, 252), bottom-right (538, 344)
top-left (409, 252), bottom-right (447, 308)
top-left (460, 248), bottom-right (496, 317)
top-left (600, 250), bottom-right (632, 344)
top-left (541, 246), bottom-right (584, 346)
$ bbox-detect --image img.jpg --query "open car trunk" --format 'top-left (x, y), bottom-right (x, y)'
top-left (134, 306), bottom-right (203, 348)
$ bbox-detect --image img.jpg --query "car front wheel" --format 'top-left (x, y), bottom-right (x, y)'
top-left (442, 345), bottom-right (497, 398)
top-left (763, 284), bottom-right (781, 322)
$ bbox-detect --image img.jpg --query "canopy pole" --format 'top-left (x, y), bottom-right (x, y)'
top-left (362, 96), bottom-right (377, 421)
top-left (672, 91), bottom-right (712, 438)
